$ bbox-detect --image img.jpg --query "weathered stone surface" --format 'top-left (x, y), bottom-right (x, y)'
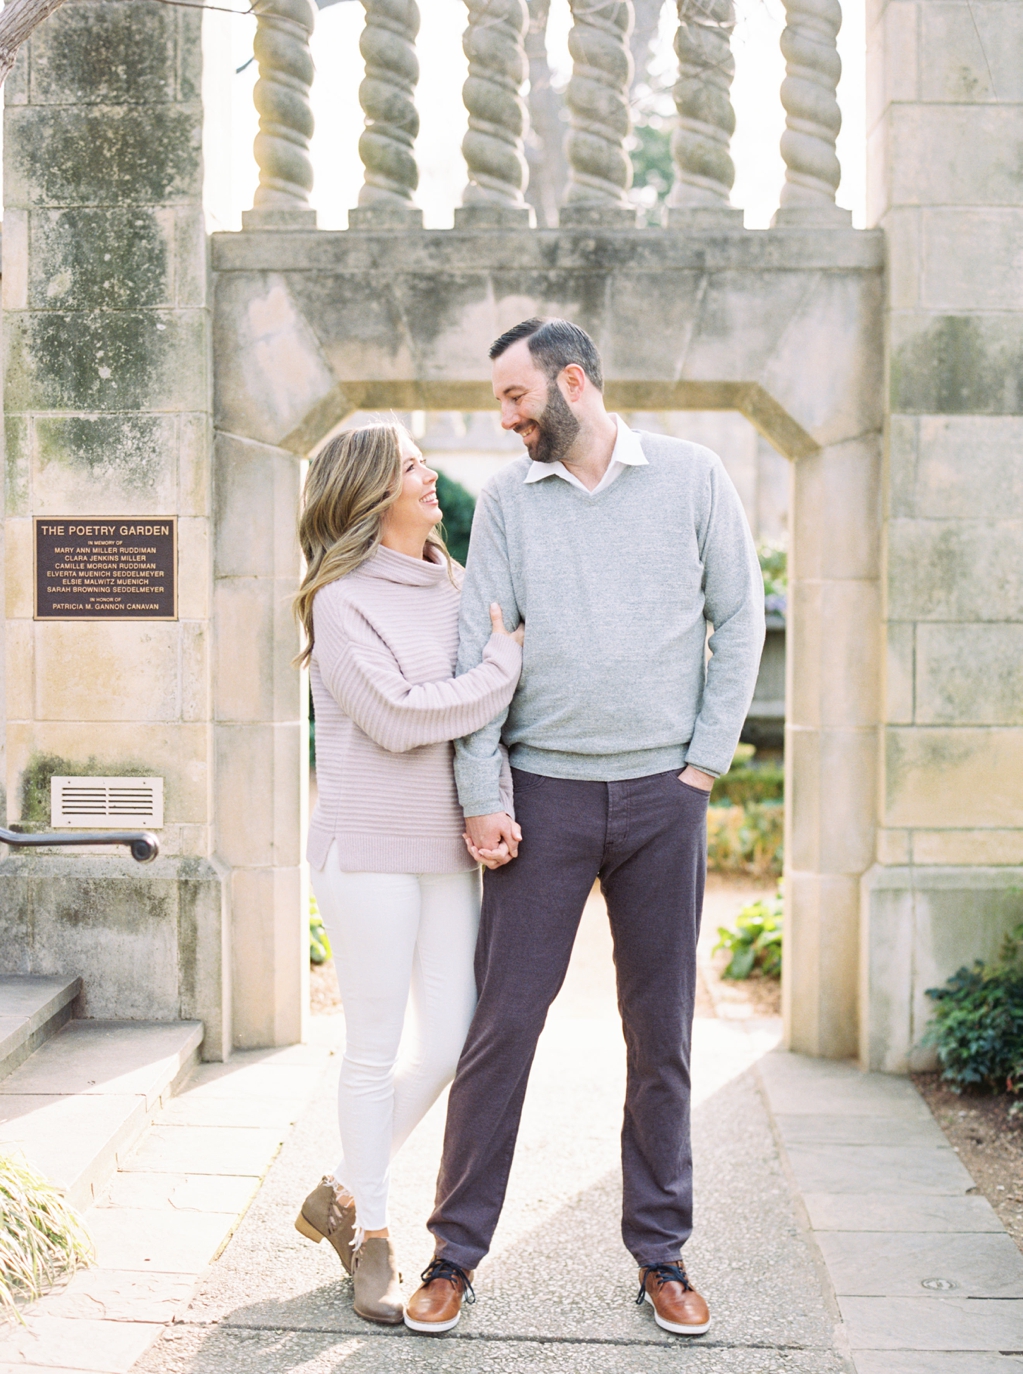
top-left (5, 309), bottom-right (207, 413)
top-left (885, 726), bottom-right (1023, 829)
top-left (886, 518), bottom-right (1023, 621)
top-left (887, 415), bottom-right (1023, 519)
top-left (862, 864), bottom-right (1023, 1071)
top-left (32, 414), bottom-right (179, 513)
top-left (28, 0), bottom-right (180, 106)
top-left (920, 208), bottom-right (1023, 312)
top-left (891, 312), bottom-right (1023, 414)
top-left (5, 105), bottom-right (202, 208)
top-left (884, 104), bottom-right (1023, 208)
top-left (918, 0), bottom-right (1023, 104)
top-left (915, 623), bottom-right (1023, 725)
top-left (27, 207), bottom-right (172, 311)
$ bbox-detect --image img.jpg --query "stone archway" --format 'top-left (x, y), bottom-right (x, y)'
top-left (212, 224), bottom-right (884, 1058)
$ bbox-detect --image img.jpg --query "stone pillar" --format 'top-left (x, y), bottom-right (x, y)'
top-left (350, 0), bottom-right (424, 229)
top-left (1, 1), bottom-right (229, 1056)
top-left (862, 0), bottom-right (1023, 1069)
top-left (774, 0), bottom-right (851, 226)
top-left (561, 0), bottom-right (638, 227)
top-left (667, 0), bottom-right (742, 228)
top-left (243, 0), bottom-right (317, 231)
top-left (784, 438), bottom-right (882, 1060)
top-left (455, 0), bottom-right (534, 228)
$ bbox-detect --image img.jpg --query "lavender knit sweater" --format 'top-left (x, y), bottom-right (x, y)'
top-left (307, 544), bottom-right (522, 874)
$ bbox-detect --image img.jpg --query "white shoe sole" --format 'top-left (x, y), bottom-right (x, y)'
top-left (645, 1290), bottom-right (711, 1335)
top-left (403, 1310), bottom-right (461, 1334)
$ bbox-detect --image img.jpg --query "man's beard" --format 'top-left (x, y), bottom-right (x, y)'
top-left (526, 381), bottom-right (581, 464)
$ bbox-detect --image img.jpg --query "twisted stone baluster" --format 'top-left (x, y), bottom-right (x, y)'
top-left (669, 0), bottom-right (736, 207)
top-left (350, 0), bottom-right (423, 228)
top-left (245, 0), bottom-right (317, 228)
top-left (457, 0), bottom-right (533, 225)
top-left (774, 0), bottom-right (851, 225)
top-left (561, 0), bottom-right (637, 227)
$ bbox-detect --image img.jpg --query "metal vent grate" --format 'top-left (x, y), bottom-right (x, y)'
top-left (50, 776), bottom-right (164, 829)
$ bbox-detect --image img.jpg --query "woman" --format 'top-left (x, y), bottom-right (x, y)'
top-left (292, 422), bottom-right (522, 1326)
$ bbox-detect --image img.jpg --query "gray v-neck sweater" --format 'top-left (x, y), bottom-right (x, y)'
top-left (453, 430), bottom-right (765, 817)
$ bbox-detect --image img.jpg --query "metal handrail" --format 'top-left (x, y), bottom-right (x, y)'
top-left (0, 827), bottom-right (159, 864)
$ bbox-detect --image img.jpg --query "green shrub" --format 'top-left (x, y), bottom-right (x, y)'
top-left (435, 472), bottom-right (476, 567)
top-left (0, 1154), bottom-right (93, 1321)
top-left (922, 924), bottom-right (1023, 1093)
top-left (310, 894), bottom-right (331, 966)
top-left (759, 541), bottom-right (787, 612)
top-left (714, 888), bottom-right (783, 980)
top-left (711, 765), bottom-right (784, 807)
top-left (707, 802), bottom-right (784, 878)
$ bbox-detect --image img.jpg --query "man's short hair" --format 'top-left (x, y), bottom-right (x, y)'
top-left (489, 318), bottom-right (604, 392)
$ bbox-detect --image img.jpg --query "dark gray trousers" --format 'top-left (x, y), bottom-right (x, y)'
top-left (428, 767), bottom-right (708, 1269)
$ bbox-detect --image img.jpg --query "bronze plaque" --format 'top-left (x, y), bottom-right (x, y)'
top-left (34, 518), bottom-right (177, 621)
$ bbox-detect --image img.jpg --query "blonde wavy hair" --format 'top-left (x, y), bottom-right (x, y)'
top-left (293, 423), bottom-right (452, 667)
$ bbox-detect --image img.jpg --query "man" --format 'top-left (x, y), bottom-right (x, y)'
top-left (403, 319), bottom-right (765, 1336)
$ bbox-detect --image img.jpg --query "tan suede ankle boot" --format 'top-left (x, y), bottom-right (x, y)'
top-left (352, 1237), bottom-right (403, 1324)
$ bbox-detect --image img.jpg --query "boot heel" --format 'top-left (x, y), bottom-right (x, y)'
top-left (295, 1212), bottom-right (323, 1244)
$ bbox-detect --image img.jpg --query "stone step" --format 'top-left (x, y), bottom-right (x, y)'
top-left (0, 1018), bottom-right (203, 1209)
top-left (0, 974), bottom-right (83, 1082)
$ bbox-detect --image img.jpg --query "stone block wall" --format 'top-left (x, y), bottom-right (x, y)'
top-left (0, 0), bottom-right (232, 1057)
top-left (863, 0), bottom-right (1023, 1068)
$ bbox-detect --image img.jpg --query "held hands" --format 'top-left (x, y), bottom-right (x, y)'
top-left (463, 811), bottom-right (522, 869)
top-left (489, 602), bottom-right (525, 647)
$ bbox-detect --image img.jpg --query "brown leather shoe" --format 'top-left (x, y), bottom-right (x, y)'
top-left (637, 1262), bottom-right (711, 1335)
top-left (403, 1257), bottom-right (475, 1333)
top-left (294, 1178), bottom-right (357, 1275)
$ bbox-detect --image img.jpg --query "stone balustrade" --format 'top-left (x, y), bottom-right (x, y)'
top-left (245, 0), bottom-right (848, 230)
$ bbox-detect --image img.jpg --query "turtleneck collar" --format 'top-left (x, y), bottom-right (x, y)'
top-left (359, 542), bottom-right (450, 588)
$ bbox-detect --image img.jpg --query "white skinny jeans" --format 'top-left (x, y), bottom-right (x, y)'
top-left (310, 846), bottom-right (480, 1232)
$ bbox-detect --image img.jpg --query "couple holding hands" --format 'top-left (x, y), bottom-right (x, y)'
top-left (292, 318), bottom-right (764, 1336)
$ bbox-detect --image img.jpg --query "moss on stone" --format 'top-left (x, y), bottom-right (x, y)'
top-left (5, 309), bottom-right (205, 413)
top-left (29, 208), bottom-right (170, 312)
top-left (20, 753), bottom-right (154, 829)
top-left (29, 1), bottom-right (180, 107)
top-left (35, 414), bottom-right (172, 493)
top-left (6, 106), bottom-right (201, 208)
top-left (892, 315), bottom-right (1023, 415)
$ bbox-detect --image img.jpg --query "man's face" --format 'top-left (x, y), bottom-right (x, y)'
top-left (492, 339), bottom-right (581, 464)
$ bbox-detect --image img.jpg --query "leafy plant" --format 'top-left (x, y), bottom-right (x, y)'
top-left (309, 893), bottom-right (331, 966)
top-left (758, 542), bottom-right (788, 615)
top-left (713, 888), bottom-right (783, 980)
top-left (707, 802), bottom-right (784, 878)
top-left (922, 923), bottom-right (1023, 1094)
top-left (0, 1154), bottom-right (93, 1321)
top-left (628, 122), bottom-right (673, 204)
top-left (435, 472), bottom-right (476, 567)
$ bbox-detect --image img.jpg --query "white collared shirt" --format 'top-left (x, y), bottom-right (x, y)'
top-left (522, 414), bottom-right (648, 495)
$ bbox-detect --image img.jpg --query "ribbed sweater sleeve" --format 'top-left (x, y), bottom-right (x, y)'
top-left (453, 489), bottom-right (522, 816)
top-left (319, 600), bottom-right (522, 755)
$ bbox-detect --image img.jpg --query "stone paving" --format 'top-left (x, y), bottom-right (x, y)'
top-left (5, 885), bottom-right (1023, 1374)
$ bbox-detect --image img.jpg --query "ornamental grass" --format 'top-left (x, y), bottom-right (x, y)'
top-left (0, 1154), bottom-right (93, 1321)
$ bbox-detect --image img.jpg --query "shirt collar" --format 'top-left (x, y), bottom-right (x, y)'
top-left (523, 415), bottom-right (648, 484)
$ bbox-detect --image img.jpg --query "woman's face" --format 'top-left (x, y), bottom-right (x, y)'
top-left (380, 430), bottom-right (443, 547)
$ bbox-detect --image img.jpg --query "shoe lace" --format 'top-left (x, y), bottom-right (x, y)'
top-left (636, 1262), bottom-right (693, 1305)
top-left (420, 1257), bottom-right (476, 1305)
